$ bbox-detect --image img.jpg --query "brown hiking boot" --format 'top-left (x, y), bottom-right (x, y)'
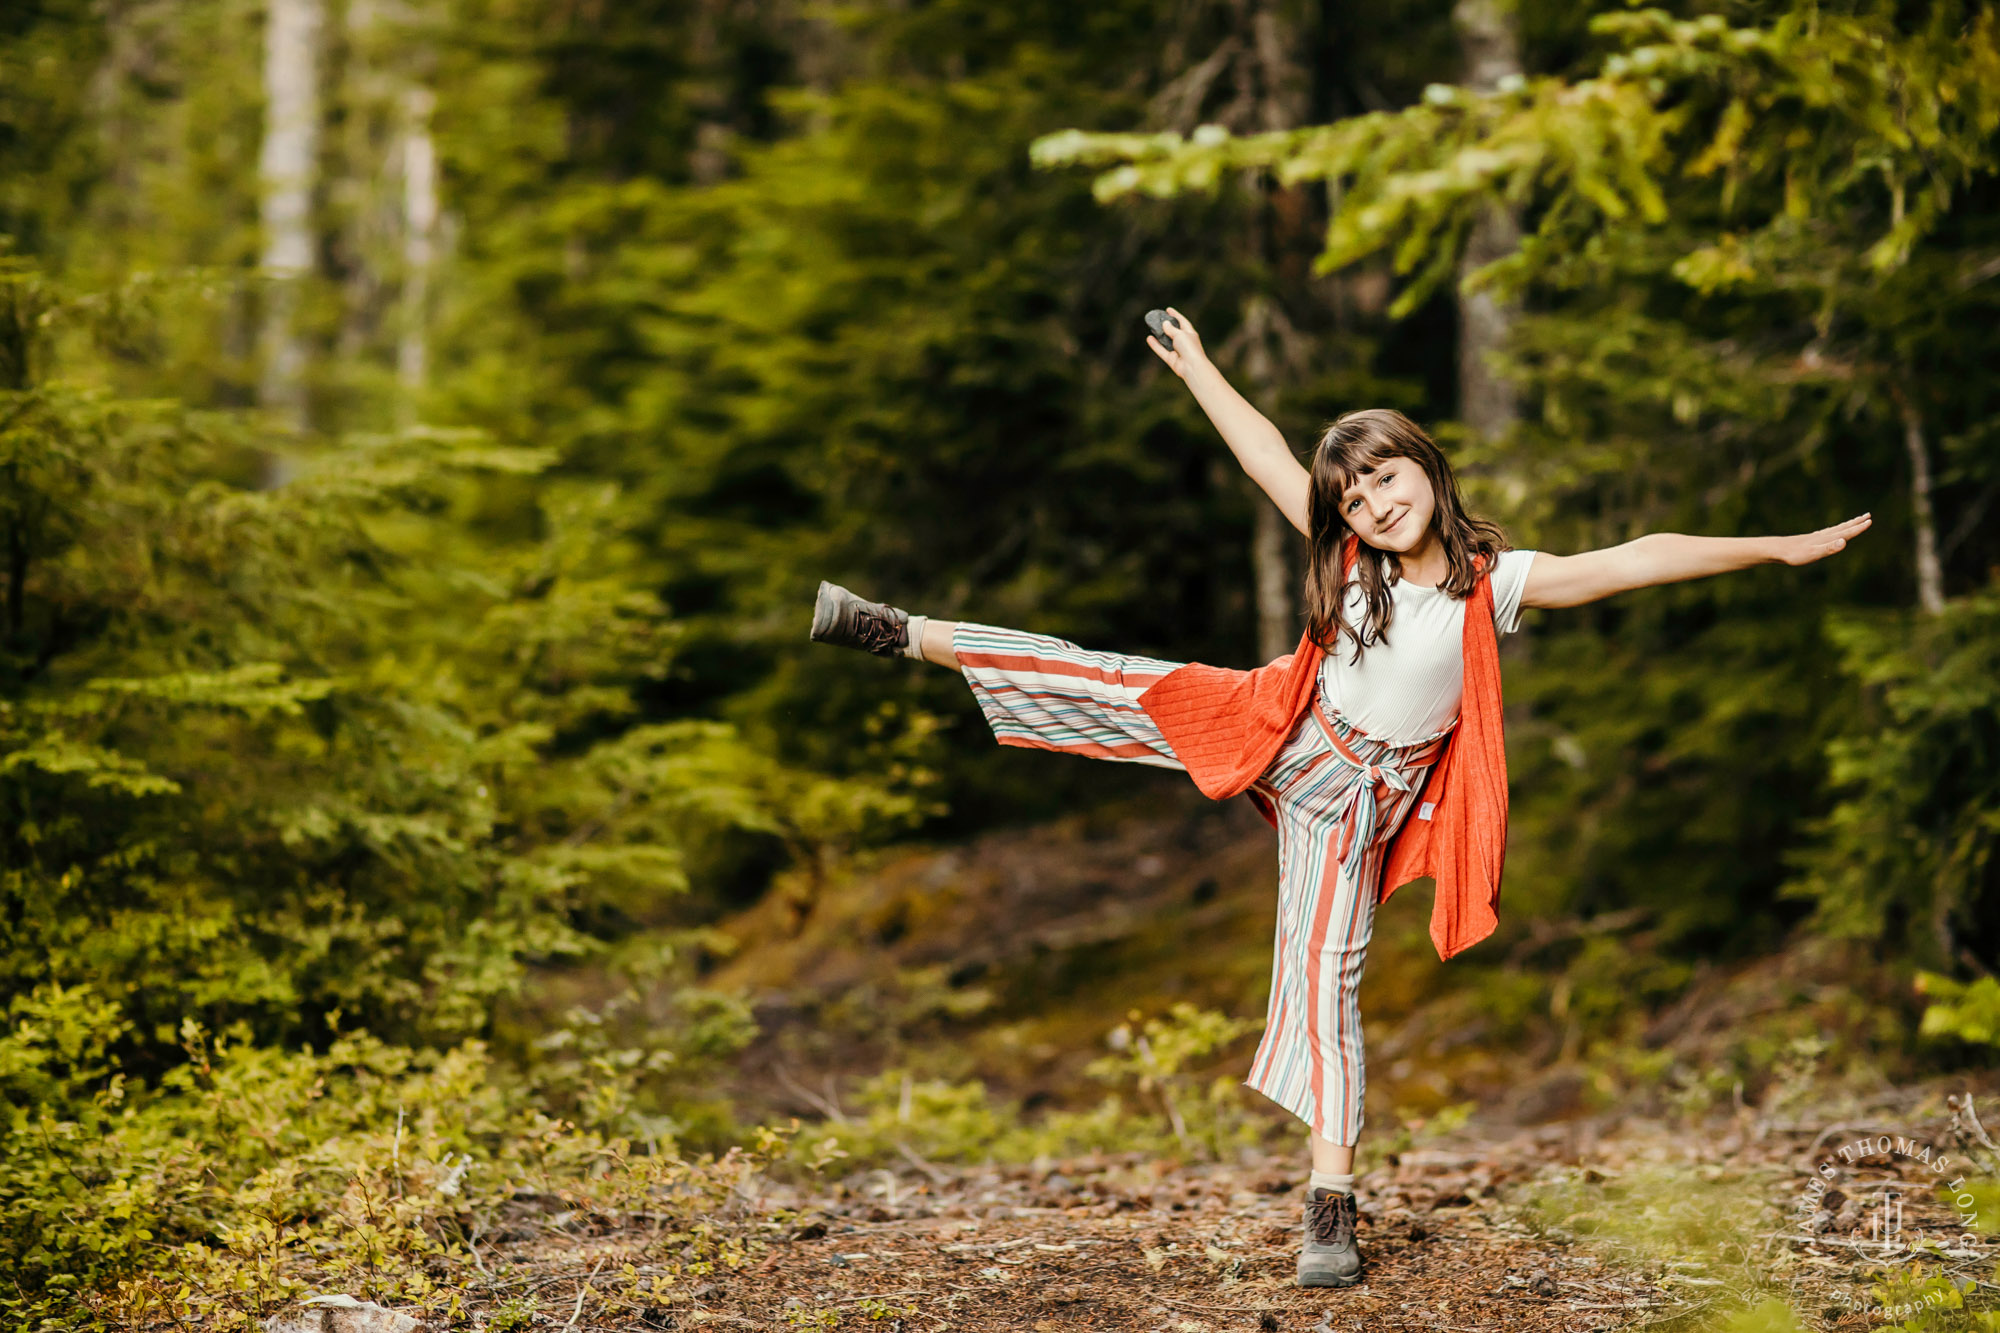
top-left (1297, 1187), bottom-right (1363, 1288)
top-left (810, 581), bottom-right (911, 658)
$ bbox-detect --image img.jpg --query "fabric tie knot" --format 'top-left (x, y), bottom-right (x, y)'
top-left (1312, 707), bottom-right (1434, 885)
top-left (1365, 764), bottom-right (1413, 794)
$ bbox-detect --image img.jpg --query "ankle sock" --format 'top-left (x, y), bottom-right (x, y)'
top-left (1309, 1171), bottom-right (1356, 1196)
top-left (902, 614), bottom-right (929, 660)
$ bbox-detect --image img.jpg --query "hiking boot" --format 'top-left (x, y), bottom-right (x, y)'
top-left (810, 581), bottom-right (911, 658)
top-left (1297, 1187), bottom-right (1363, 1288)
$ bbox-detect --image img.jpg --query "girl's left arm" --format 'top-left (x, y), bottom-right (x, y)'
top-left (1520, 515), bottom-right (1874, 609)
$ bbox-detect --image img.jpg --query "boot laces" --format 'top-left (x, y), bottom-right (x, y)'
top-left (1307, 1190), bottom-right (1357, 1247)
top-left (850, 604), bottom-right (905, 654)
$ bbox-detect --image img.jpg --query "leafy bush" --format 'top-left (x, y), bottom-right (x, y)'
top-left (1917, 974), bottom-right (2000, 1051)
top-left (1787, 584), bottom-right (2000, 975)
top-left (789, 1003), bottom-right (1264, 1172)
top-left (0, 261), bottom-right (922, 1322)
top-left (4, 983), bottom-right (793, 1329)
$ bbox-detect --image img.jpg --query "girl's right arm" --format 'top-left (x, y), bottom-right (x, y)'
top-left (1147, 307), bottom-right (1312, 537)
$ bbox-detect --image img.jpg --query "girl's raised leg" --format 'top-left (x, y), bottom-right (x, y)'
top-left (949, 621), bottom-right (1187, 772)
top-left (808, 583), bottom-right (1187, 772)
top-left (915, 617), bottom-right (960, 668)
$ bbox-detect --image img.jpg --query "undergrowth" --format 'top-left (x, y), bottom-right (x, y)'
top-left (5, 993), bottom-right (1270, 1329)
top-left (3, 982), bottom-right (786, 1330)
top-left (785, 1002), bottom-right (1266, 1173)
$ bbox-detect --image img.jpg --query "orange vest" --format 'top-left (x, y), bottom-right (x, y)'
top-left (1136, 536), bottom-right (1508, 962)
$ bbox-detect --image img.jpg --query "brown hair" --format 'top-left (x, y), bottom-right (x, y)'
top-left (1302, 408), bottom-right (1509, 664)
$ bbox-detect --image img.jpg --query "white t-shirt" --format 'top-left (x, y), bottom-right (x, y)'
top-left (1317, 549), bottom-right (1538, 744)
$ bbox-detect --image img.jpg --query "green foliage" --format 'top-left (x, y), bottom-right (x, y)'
top-left (1517, 1158), bottom-right (1776, 1265)
top-left (1038, 7), bottom-right (2000, 313)
top-left (1510, 1133), bottom-right (2000, 1330)
top-left (0, 258), bottom-right (886, 1048)
top-left (787, 1067), bottom-right (1145, 1172)
top-left (1786, 583), bottom-right (2000, 969)
top-left (789, 1003), bottom-right (1263, 1171)
top-left (2, 986), bottom-right (785, 1328)
top-left (1859, 1263), bottom-right (1994, 1331)
top-left (1087, 1002), bottom-right (1263, 1161)
top-left (1916, 975), bottom-right (2000, 1049)
top-left (1707, 1299), bottom-right (1812, 1333)
top-left (0, 247), bottom-right (927, 1312)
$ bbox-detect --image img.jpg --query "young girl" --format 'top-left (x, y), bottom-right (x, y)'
top-left (807, 306), bottom-right (1870, 1288)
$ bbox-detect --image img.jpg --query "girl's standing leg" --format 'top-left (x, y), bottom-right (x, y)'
top-left (1311, 1133), bottom-right (1357, 1176)
top-left (1246, 709), bottom-right (1447, 1166)
top-left (1247, 709), bottom-right (1444, 1288)
top-left (1245, 761), bottom-right (1382, 1152)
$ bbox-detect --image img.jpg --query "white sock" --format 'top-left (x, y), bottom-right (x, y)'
top-left (903, 614), bottom-right (929, 661)
top-left (1309, 1170), bottom-right (1356, 1196)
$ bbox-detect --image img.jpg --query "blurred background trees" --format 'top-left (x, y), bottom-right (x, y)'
top-left (2, 0), bottom-right (1997, 1318)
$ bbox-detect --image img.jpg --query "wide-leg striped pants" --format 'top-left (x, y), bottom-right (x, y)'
top-left (953, 621), bottom-right (1450, 1146)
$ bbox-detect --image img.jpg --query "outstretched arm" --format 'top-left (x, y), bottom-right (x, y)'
top-left (1521, 516), bottom-right (1874, 609)
top-left (1146, 307), bottom-right (1312, 537)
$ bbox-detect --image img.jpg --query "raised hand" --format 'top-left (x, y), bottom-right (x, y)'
top-left (1774, 513), bottom-right (1873, 566)
top-left (1145, 306), bottom-right (1210, 380)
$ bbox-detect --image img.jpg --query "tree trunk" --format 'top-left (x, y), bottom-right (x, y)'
top-left (398, 83), bottom-right (437, 415)
top-left (1895, 388), bottom-right (1946, 614)
top-left (1244, 0), bottom-right (1309, 662)
top-left (1453, 0), bottom-right (1522, 444)
top-left (1152, 0), bottom-right (1317, 661)
top-left (1239, 295), bottom-right (1301, 663)
top-left (258, 0), bottom-right (324, 432)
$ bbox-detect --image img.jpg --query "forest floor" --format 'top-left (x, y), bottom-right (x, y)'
top-left (472, 786), bottom-right (2000, 1332)
top-left (459, 1075), bottom-right (2000, 1333)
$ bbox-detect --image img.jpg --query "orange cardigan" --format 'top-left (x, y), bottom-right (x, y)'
top-left (1136, 536), bottom-right (1508, 962)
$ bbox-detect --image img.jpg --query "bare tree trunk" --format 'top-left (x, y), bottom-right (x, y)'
top-left (1151, 0), bottom-right (1316, 661)
top-left (1453, 0), bottom-right (1522, 444)
top-left (1238, 296), bottom-right (1303, 662)
top-left (1245, 1), bottom-right (1308, 661)
top-left (1894, 387), bottom-right (1946, 614)
top-left (1251, 503), bottom-right (1294, 661)
top-left (398, 83), bottom-right (437, 415)
top-left (259, 0), bottom-right (324, 431)
top-left (337, 0), bottom-right (387, 367)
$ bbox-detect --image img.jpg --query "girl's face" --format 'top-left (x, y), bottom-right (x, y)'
top-left (1338, 454), bottom-right (1437, 554)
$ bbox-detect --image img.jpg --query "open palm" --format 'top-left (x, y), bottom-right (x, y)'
top-left (1776, 513), bottom-right (1872, 566)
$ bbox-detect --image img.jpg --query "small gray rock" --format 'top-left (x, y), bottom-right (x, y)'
top-left (264, 1295), bottom-right (422, 1333)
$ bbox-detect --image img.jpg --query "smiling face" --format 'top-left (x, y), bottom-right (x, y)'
top-left (1337, 456), bottom-right (1438, 555)
top-left (1303, 408), bottom-right (1509, 657)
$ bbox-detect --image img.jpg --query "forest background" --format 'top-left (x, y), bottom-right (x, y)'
top-left (2, 0), bottom-right (1999, 1326)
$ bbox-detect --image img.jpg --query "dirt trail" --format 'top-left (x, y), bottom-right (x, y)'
top-left (714, 1120), bottom-right (1676, 1332)
top-left (472, 1084), bottom-right (2000, 1331)
top-left (500, 792), bottom-right (1996, 1330)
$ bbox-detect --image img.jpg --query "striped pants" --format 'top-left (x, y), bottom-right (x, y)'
top-left (954, 622), bottom-right (1450, 1147)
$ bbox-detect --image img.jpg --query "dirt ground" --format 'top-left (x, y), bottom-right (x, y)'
top-left (467, 794), bottom-right (1996, 1332)
top-left (459, 1082), bottom-right (2000, 1332)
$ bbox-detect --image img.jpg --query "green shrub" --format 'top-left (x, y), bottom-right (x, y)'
top-left (1916, 973), bottom-right (2000, 1050)
top-left (0, 262), bottom-right (912, 1325)
top-left (790, 1003), bottom-right (1265, 1173)
top-left (3, 985), bottom-right (791, 1329)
